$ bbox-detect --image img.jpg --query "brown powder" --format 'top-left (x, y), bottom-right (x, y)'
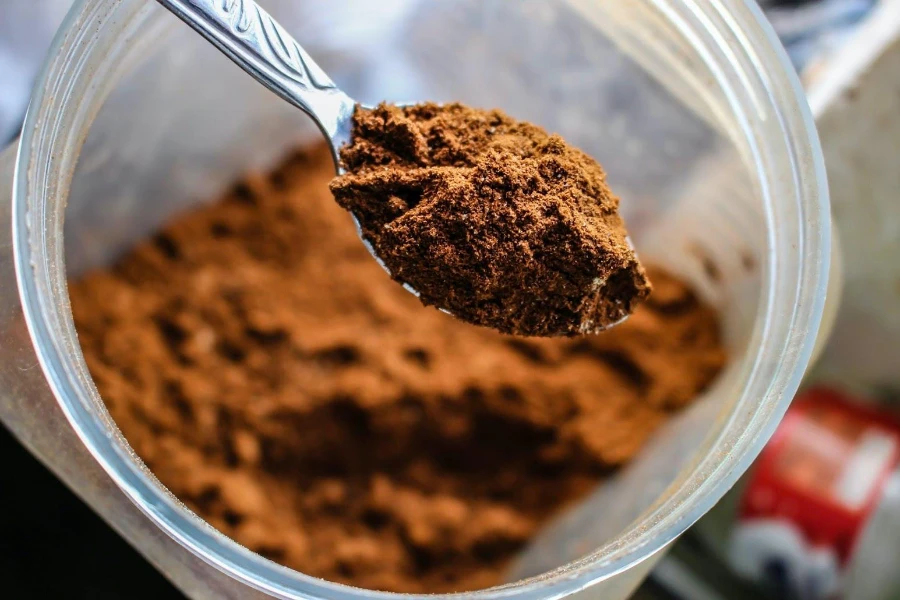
top-left (70, 144), bottom-right (726, 594)
top-left (330, 103), bottom-right (651, 337)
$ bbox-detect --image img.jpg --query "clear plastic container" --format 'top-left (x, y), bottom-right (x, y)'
top-left (0, 0), bottom-right (831, 598)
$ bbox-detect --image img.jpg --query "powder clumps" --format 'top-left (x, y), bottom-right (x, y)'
top-left (70, 144), bottom-right (726, 594)
top-left (330, 102), bottom-right (651, 337)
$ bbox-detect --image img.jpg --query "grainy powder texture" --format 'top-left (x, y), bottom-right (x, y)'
top-left (330, 103), bottom-right (651, 337)
top-left (70, 144), bottom-right (726, 594)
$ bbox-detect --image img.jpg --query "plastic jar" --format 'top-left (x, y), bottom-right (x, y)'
top-left (0, 0), bottom-right (830, 598)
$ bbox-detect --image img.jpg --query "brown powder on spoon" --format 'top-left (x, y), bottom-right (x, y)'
top-left (70, 143), bottom-right (725, 593)
top-left (330, 102), bottom-right (651, 337)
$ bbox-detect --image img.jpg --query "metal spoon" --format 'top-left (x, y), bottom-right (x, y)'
top-left (155, 0), bottom-right (634, 334)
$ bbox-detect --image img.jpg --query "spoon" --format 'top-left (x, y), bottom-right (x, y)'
top-left (155, 0), bottom-right (639, 335)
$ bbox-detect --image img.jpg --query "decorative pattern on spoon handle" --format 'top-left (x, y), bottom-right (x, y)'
top-left (157, 0), bottom-right (338, 94)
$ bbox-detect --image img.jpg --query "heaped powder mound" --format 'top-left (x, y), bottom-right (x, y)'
top-left (331, 103), bottom-right (651, 337)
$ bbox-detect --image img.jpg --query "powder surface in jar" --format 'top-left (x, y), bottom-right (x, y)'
top-left (70, 144), bottom-right (726, 594)
top-left (330, 102), bottom-right (651, 337)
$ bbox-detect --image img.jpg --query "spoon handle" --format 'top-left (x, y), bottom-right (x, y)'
top-left (156, 0), bottom-right (355, 149)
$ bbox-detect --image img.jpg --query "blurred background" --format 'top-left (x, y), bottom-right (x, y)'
top-left (0, 0), bottom-right (878, 146)
top-left (0, 1), bottom-right (890, 599)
